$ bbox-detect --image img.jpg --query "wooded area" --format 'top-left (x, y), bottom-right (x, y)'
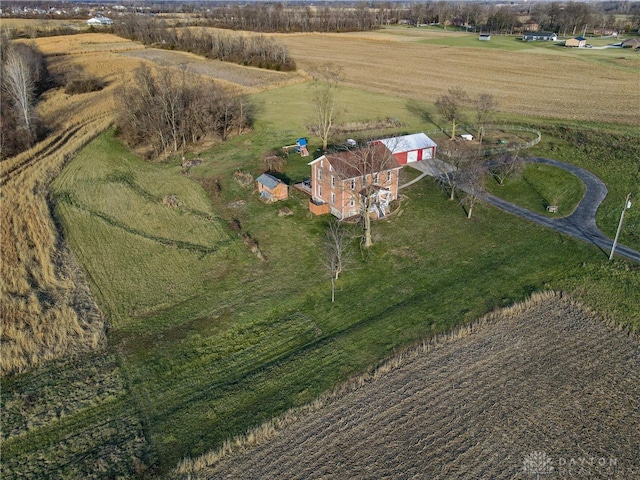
top-left (0, 37), bottom-right (48, 159)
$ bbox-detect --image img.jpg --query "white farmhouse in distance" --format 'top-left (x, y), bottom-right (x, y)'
top-left (87, 16), bottom-right (113, 26)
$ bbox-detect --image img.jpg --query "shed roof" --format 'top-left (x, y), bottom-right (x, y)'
top-left (376, 133), bottom-right (437, 154)
top-left (573, 36), bottom-right (587, 41)
top-left (256, 173), bottom-right (281, 190)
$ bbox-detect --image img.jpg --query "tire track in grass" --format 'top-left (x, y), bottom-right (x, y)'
top-left (56, 196), bottom-right (230, 255)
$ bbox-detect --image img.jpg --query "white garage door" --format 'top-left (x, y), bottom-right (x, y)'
top-left (407, 150), bottom-right (418, 163)
top-left (422, 148), bottom-right (432, 159)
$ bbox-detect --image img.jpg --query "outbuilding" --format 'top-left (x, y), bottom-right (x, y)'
top-left (87, 16), bottom-right (113, 26)
top-left (523, 32), bottom-right (557, 41)
top-left (565, 36), bottom-right (587, 47)
top-left (372, 133), bottom-right (437, 165)
top-left (256, 173), bottom-right (288, 202)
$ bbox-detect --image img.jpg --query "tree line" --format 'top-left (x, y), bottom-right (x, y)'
top-left (113, 15), bottom-right (295, 71)
top-left (180, 2), bottom-right (639, 35)
top-left (116, 64), bottom-right (253, 157)
top-left (0, 36), bottom-right (48, 159)
top-left (195, 3), bottom-right (379, 33)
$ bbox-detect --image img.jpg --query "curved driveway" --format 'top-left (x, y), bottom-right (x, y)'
top-left (408, 157), bottom-right (640, 263)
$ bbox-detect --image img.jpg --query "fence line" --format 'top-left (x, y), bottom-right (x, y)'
top-left (424, 125), bottom-right (541, 155)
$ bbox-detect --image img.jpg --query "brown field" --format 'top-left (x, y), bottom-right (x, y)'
top-left (120, 48), bottom-right (305, 92)
top-left (179, 292), bottom-right (640, 479)
top-left (0, 35), bottom-right (130, 375)
top-left (277, 32), bottom-right (640, 125)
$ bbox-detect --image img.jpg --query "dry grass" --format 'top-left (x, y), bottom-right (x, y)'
top-left (120, 48), bottom-right (306, 93)
top-left (0, 36), bottom-right (128, 375)
top-left (277, 32), bottom-right (640, 125)
top-left (0, 32), bottom-right (305, 376)
top-left (177, 291), bottom-right (640, 479)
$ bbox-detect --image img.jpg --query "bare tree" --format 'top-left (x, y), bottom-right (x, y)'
top-left (350, 143), bottom-right (397, 248)
top-left (2, 45), bottom-right (36, 134)
top-left (116, 64), bottom-right (252, 156)
top-left (459, 160), bottom-right (487, 219)
top-left (437, 139), bottom-right (479, 201)
top-left (323, 219), bottom-right (352, 303)
top-left (475, 93), bottom-right (497, 144)
top-left (263, 153), bottom-right (286, 173)
top-left (310, 64), bottom-right (342, 151)
top-left (435, 86), bottom-right (469, 140)
top-left (489, 150), bottom-right (524, 186)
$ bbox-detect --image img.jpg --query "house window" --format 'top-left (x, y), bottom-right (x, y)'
top-left (331, 193), bottom-right (335, 204)
top-left (387, 170), bottom-right (392, 182)
top-left (331, 176), bottom-right (335, 188)
top-left (320, 160), bottom-right (323, 168)
top-left (329, 164), bottom-right (333, 172)
top-left (351, 178), bottom-right (355, 190)
top-left (350, 197), bottom-right (355, 207)
top-left (318, 185), bottom-right (322, 197)
top-left (374, 172), bottom-right (380, 183)
top-left (318, 169), bottom-right (322, 181)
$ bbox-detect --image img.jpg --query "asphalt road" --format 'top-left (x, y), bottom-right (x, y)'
top-left (408, 157), bottom-right (640, 263)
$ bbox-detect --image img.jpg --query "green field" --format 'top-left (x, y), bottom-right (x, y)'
top-left (3, 52), bottom-right (640, 479)
top-left (485, 163), bottom-right (586, 216)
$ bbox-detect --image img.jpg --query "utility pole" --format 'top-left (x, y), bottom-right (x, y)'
top-left (609, 193), bottom-right (632, 260)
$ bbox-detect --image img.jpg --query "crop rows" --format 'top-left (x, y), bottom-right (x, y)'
top-left (187, 293), bottom-right (640, 479)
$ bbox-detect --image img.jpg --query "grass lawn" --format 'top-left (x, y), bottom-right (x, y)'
top-left (485, 163), bottom-right (586, 217)
top-left (4, 87), bottom-right (640, 479)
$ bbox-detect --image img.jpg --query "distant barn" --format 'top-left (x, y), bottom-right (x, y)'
top-left (479, 33), bottom-right (491, 41)
top-left (87, 16), bottom-right (113, 26)
top-left (523, 32), bottom-right (557, 41)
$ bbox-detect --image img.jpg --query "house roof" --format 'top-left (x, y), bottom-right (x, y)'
top-left (256, 173), bottom-right (281, 189)
top-left (311, 144), bottom-right (401, 181)
top-left (87, 16), bottom-right (112, 25)
top-left (622, 38), bottom-right (640, 47)
top-left (524, 32), bottom-right (556, 37)
top-left (375, 133), bottom-right (437, 154)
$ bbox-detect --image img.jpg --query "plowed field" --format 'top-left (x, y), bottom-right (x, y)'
top-left (188, 294), bottom-right (640, 479)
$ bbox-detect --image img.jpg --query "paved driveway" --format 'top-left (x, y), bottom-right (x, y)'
top-left (406, 157), bottom-right (639, 263)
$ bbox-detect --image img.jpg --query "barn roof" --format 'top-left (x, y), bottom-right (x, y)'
top-left (256, 173), bottom-right (281, 189)
top-left (376, 133), bottom-right (437, 154)
top-left (312, 144), bottom-right (401, 181)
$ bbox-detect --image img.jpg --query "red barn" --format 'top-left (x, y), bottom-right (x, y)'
top-left (373, 133), bottom-right (437, 165)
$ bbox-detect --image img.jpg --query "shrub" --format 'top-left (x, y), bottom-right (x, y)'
top-left (65, 77), bottom-right (104, 95)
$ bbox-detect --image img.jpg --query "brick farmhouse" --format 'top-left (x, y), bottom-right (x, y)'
top-left (308, 144), bottom-right (402, 219)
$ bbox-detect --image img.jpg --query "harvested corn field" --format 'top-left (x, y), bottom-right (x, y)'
top-left (180, 292), bottom-right (640, 479)
top-left (278, 32), bottom-right (640, 125)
